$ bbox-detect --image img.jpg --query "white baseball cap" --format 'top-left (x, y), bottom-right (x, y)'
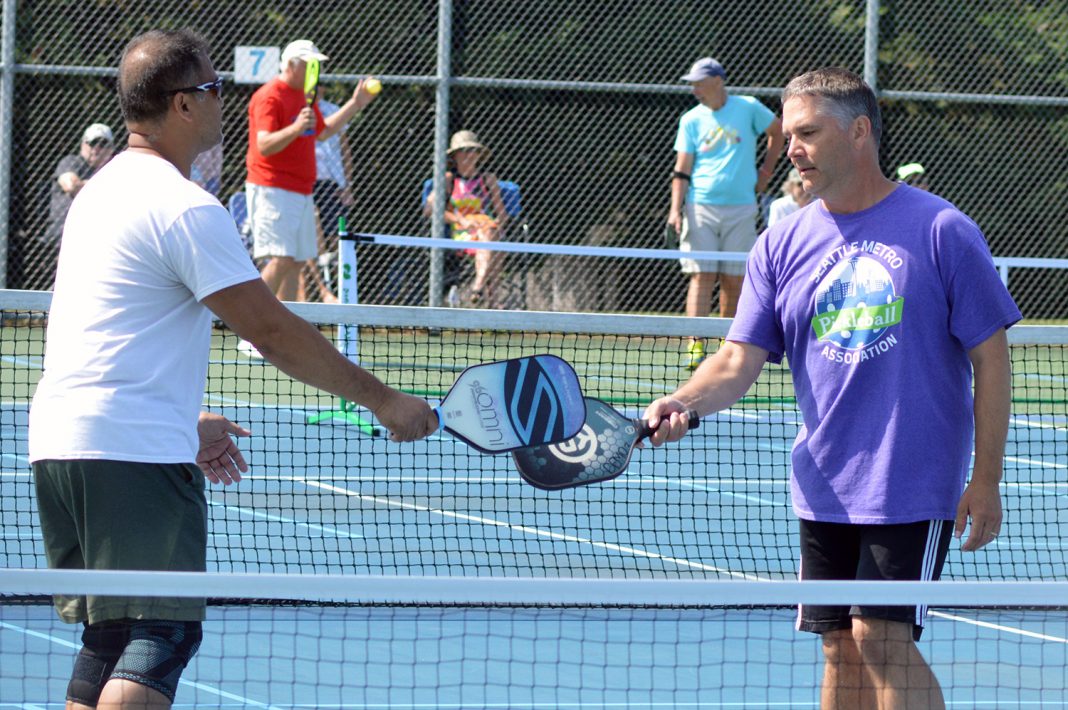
top-left (82, 123), bottom-right (113, 145)
top-left (280, 40), bottom-right (328, 70)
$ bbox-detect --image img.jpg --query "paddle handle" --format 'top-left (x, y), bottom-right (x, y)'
top-left (638, 410), bottom-right (700, 439)
top-left (432, 407), bottom-right (445, 432)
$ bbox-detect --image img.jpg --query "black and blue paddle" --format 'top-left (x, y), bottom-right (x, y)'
top-left (512, 397), bottom-right (699, 490)
top-left (434, 354), bottom-right (586, 454)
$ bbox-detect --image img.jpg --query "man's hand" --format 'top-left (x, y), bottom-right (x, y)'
top-left (954, 479), bottom-right (1003, 552)
top-left (196, 411), bottom-right (251, 485)
top-left (756, 165), bottom-right (774, 192)
top-left (666, 209), bottom-right (683, 237)
top-left (294, 106), bottom-right (316, 134)
top-left (351, 78), bottom-right (380, 112)
top-left (642, 397), bottom-right (692, 447)
top-left (372, 389), bottom-right (438, 442)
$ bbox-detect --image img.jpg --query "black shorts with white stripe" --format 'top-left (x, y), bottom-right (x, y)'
top-left (796, 519), bottom-right (954, 641)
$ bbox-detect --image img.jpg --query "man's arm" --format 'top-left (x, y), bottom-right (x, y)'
top-left (644, 340), bottom-right (768, 445)
top-left (956, 328), bottom-right (1011, 551)
top-left (668, 152), bottom-right (694, 235)
top-left (756, 118), bottom-right (784, 192)
top-left (202, 279), bottom-right (437, 442)
top-left (56, 155), bottom-right (85, 194)
top-left (319, 79), bottom-right (378, 141)
top-left (256, 107), bottom-right (316, 156)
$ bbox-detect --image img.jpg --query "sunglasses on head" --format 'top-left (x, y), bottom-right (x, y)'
top-left (167, 76), bottom-right (224, 99)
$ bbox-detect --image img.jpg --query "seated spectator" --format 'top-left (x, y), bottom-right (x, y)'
top-left (37, 123), bottom-right (115, 288)
top-left (424, 130), bottom-right (509, 307)
top-left (49, 123), bottom-right (115, 244)
top-left (896, 162), bottom-right (930, 191)
top-left (767, 168), bottom-right (813, 226)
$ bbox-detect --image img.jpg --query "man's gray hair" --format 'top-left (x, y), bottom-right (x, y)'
top-left (782, 67), bottom-right (882, 147)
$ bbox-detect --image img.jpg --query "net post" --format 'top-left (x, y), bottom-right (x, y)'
top-left (306, 216), bottom-right (380, 436)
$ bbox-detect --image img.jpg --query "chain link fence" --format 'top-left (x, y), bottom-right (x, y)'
top-left (2, 1), bottom-right (1066, 317)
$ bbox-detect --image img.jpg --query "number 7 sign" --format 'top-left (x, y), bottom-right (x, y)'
top-left (234, 46), bottom-right (281, 84)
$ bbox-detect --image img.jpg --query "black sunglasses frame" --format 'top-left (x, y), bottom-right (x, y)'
top-left (167, 77), bottom-right (224, 99)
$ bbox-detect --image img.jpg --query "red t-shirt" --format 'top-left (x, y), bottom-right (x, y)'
top-left (245, 78), bottom-right (325, 194)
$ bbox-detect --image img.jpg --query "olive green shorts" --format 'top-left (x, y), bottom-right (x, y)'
top-left (32, 459), bottom-right (208, 624)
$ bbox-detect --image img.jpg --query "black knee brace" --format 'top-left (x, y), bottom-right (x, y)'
top-left (67, 621), bottom-right (129, 706)
top-left (109, 620), bottom-right (203, 702)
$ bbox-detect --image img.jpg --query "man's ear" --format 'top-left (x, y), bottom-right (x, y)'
top-left (851, 115), bottom-right (872, 147)
top-left (172, 91), bottom-right (195, 123)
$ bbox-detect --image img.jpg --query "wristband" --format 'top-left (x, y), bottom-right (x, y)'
top-left (672, 170), bottom-right (691, 182)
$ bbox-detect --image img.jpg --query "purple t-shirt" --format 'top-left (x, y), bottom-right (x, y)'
top-left (728, 185), bottom-right (1021, 524)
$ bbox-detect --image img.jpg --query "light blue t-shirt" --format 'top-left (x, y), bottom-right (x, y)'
top-left (728, 185), bottom-right (1021, 524)
top-left (674, 95), bottom-right (775, 206)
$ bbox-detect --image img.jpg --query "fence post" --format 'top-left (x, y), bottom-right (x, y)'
top-left (864, 0), bottom-right (879, 92)
top-left (429, 0), bottom-right (452, 307)
top-left (0, 0), bottom-right (16, 288)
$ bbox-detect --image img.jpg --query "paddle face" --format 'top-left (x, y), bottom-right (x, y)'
top-left (434, 354), bottom-right (585, 454)
top-left (304, 58), bottom-right (320, 106)
top-left (513, 397), bottom-right (699, 490)
top-left (663, 222), bottom-right (680, 249)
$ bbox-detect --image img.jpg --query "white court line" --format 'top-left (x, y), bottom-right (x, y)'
top-left (0, 621), bottom-right (286, 710)
top-left (206, 500), bottom-right (363, 540)
top-left (1005, 455), bottom-right (1067, 470)
top-left (299, 477), bottom-right (765, 581)
top-left (928, 610), bottom-right (1068, 644)
top-left (0, 355), bottom-right (41, 368)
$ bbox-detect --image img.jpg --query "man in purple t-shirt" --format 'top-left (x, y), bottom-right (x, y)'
top-left (645, 68), bottom-right (1019, 708)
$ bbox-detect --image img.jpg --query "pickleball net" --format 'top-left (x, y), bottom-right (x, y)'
top-left (2, 290), bottom-right (1066, 704)
top-left (2, 569), bottom-right (1067, 706)
top-left (1, 290), bottom-right (1065, 581)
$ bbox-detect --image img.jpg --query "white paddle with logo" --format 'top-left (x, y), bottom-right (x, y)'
top-left (434, 354), bottom-right (586, 454)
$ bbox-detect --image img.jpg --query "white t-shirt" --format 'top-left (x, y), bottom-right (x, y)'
top-left (29, 151), bottom-right (261, 464)
top-left (767, 194), bottom-right (801, 226)
top-left (314, 100), bottom-right (346, 187)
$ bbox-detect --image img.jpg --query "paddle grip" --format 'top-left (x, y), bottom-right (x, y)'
top-left (432, 407), bottom-right (445, 432)
top-left (638, 409), bottom-right (700, 439)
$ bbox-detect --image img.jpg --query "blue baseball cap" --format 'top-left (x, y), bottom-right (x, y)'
top-left (681, 57), bottom-right (726, 82)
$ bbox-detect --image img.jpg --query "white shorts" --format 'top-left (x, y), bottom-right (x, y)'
top-left (679, 203), bottom-right (758, 276)
top-left (246, 182), bottom-right (317, 261)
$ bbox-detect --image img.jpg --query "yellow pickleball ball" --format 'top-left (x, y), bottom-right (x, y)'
top-left (365, 78), bottom-right (382, 95)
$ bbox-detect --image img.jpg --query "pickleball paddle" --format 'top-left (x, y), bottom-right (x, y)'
top-left (434, 354), bottom-right (586, 454)
top-left (512, 397), bottom-right (699, 490)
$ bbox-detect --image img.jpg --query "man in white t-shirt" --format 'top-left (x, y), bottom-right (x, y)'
top-left (28, 29), bottom-right (435, 710)
top-left (767, 167), bottom-right (813, 226)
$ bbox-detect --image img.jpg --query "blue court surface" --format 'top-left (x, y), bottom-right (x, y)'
top-left (2, 351), bottom-right (1067, 707)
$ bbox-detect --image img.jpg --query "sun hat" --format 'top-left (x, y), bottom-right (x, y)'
top-left (680, 57), bottom-right (726, 82)
top-left (280, 40), bottom-right (328, 70)
top-left (447, 130), bottom-right (490, 158)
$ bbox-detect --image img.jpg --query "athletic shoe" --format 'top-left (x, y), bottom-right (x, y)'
top-left (684, 340), bottom-right (705, 370)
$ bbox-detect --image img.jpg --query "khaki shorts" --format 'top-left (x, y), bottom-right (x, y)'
top-left (33, 459), bottom-right (208, 624)
top-left (246, 182), bottom-right (318, 261)
top-left (679, 203), bottom-right (758, 276)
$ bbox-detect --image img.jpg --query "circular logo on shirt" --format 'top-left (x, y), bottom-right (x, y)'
top-left (813, 256), bottom-right (899, 350)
